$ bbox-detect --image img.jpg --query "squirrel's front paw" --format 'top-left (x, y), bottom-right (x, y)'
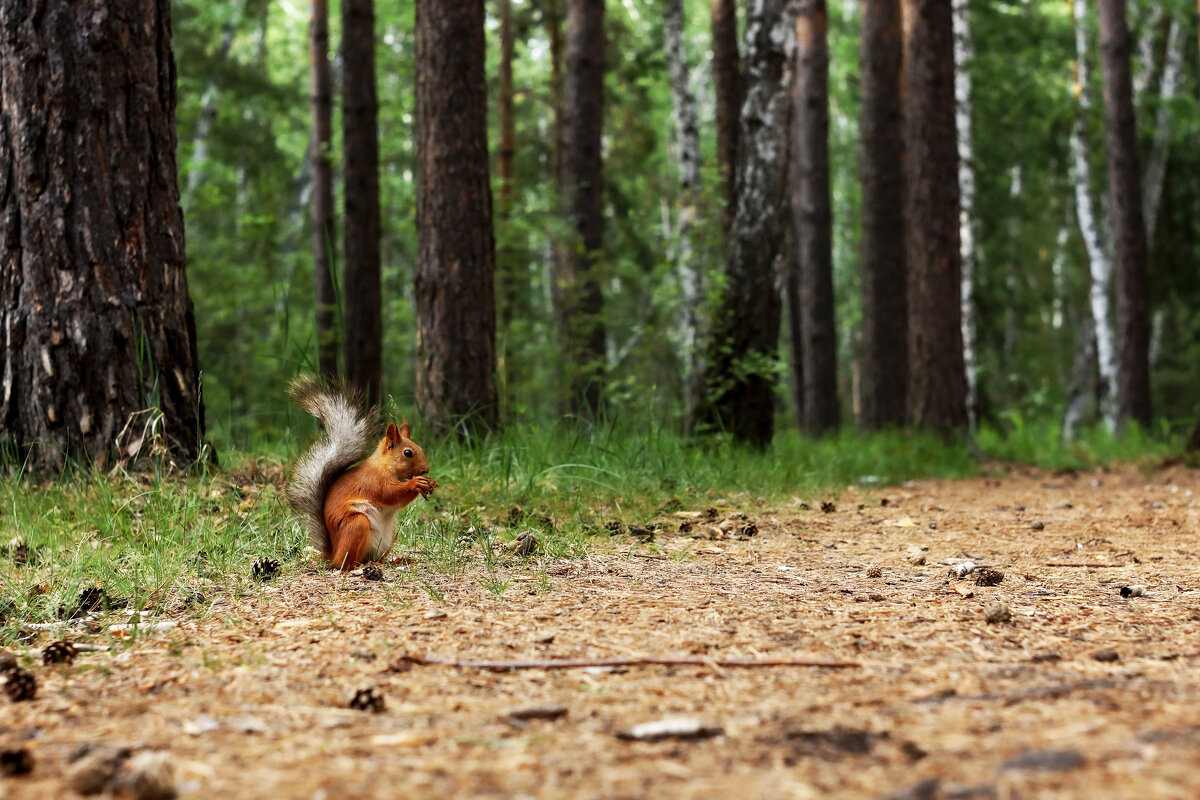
top-left (415, 476), bottom-right (438, 500)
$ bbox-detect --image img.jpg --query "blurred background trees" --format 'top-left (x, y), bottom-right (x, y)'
top-left (153, 0), bottom-right (1200, 451)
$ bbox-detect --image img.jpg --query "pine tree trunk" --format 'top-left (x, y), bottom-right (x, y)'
top-left (0, 0), bottom-right (204, 471)
top-left (310, 0), bottom-right (338, 379)
top-left (496, 0), bottom-right (518, 330)
top-left (1070, 0), bottom-right (1117, 433)
top-left (556, 0), bottom-right (606, 420)
top-left (791, 0), bottom-right (839, 435)
top-left (858, 0), bottom-right (906, 430)
top-left (665, 0), bottom-right (704, 416)
top-left (952, 0), bottom-right (978, 433)
top-left (1188, 410), bottom-right (1200, 452)
top-left (1098, 0), bottom-right (1152, 427)
top-left (697, 0), bottom-right (792, 447)
top-left (414, 0), bottom-right (499, 436)
top-left (710, 0), bottom-right (741, 236)
top-left (342, 0), bottom-right (382, 404)
top-left (902, 0), bottom-right (968, 434)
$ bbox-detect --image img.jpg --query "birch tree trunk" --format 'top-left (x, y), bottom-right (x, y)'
top-left (1098, 0), bottom-right (1152, 428)
top-left (902, 0), bottom-right (968, 434)
top-left (1142, 13), bottom-right (1185, 245)
top-left (952, 0), bottom-right (978, 434)
top-left (697, 0), bottom-right (793, 447)
top-left (1069, 0), bottom-right (1118, 433)
top-left (791, 0), bottom-right (839, 435)
top-left (184, 0), bottom-right (245, 202)
top-left (664, 0), bottom-right (703, 398)
top-left (0, 0), bottom-right (205, 471)
top-left (310, 0), bottom-right (338, 379)
top-left (858, 0), bottom-right (906, 430)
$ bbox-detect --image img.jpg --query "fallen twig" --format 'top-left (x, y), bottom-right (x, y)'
top-left (1045, 562), bottom-right (1124, 568)
top-left (395, 654), bottom-right (860, 671)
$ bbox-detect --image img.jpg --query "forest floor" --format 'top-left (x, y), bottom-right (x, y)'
top-left (3, 464), bottom-right (1200, 799)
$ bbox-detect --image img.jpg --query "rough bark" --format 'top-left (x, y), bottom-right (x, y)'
top-left (310, 0), bottom-right (338, 379)
top-left (901, 0), bottom-right (968, 434)
top-left (710, 0), bottom-right (741, 235)
top-left (414, 0), bottom-right (499, 436)
top-left (858, 0), bottom-right (906, 430)
top-left (496, 0), bottom-right (518, 329)
top-left (555, 0), bottom-right (606, 420)
top-left (952, 0), bottom-right (978, 433)
top-left (1070, 0), bottom-right (1117, 433)
top-left (665, 0), bottom-right (704, 414)
top-left (0, 0), bottom-right (204, 471)
top-left (697, 0), bottom-right (793, 447)
top-left (342, 0), bottom-right (382, 404)
top-left (790, 0), bottom-right (838, 435)
top-left (1098, 0), bottom-right (1151, 428)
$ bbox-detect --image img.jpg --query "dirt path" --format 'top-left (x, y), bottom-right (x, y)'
top-left (4, 466), bottom-right (1200, 799)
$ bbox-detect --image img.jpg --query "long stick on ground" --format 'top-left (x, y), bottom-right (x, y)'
top-left (402, 655), bottom-right (861, 671)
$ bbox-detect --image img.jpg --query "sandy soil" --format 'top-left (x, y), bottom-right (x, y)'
top-left (3, 465), bottom-right (1200, 799)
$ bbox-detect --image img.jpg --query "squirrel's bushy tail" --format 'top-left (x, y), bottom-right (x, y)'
top-left (286, 376), bottom-right (379, 555)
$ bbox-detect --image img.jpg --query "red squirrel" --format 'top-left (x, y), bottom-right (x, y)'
top-left (286, 376), bottom-right (437, 569)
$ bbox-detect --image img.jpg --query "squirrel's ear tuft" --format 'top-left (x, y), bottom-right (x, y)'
top-left (385, 422), bottom-right (402, 442)
top-left (399, 422), bottom-right (412, 439)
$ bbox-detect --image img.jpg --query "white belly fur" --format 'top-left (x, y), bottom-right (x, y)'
top-left (352, 501), bottom-right (400, 562)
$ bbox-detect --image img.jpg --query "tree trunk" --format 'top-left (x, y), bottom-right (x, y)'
top-left (1098, 0), bottom-right (1151, 428)
top-left (697, 0), bottom-right (793, 447)
top-left (1142, 13), bottom-right (1184, 245)
top-left (902, 0), bottom-right (968, 434)
top-left (342, 0), bottom-right (382, 404)
top-left (414, 0), bottom-right (499, 436)
top-left (555, 0), bottom-right (606, 420)
top-left (952, 0), bottom-right (978, 433)
top-left (0, 0), bottom-right (204, 471)
top-left (1188, 410), bottom-right (1200, 452)
top-left (710, 0), bottom-right (741, 236)
top-left (858, 0), bottom-right (906, 430)
top-left (791, 0), bottom-right (839, 435)
top-left (496, 0), bottom-right (518, 330)
top-left (310, 0), bottom-right (338, 379)
top-left (1070, 0), bottom-right (1117, 433)
top-left (665, 0), bottom-right (704, 417)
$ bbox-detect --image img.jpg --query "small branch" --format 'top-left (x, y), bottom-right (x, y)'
top-left (395, 654), bottom-right (860, 672)
top-left (1045, 562), bottom-right (1125, 568)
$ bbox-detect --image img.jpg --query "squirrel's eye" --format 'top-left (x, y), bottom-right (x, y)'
top-left (403, 449), bottom-right (413, 458)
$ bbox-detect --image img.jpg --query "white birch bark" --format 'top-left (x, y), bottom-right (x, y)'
top-left (1132, 0), bottom-right (1163, 96)
top-left (184, 0), bottom-right (245, 202)
top-left (665, 0), bottom-right (703, 391)
top-left (1070, 0), bottom-right (1118, 433)
top-left (1143, 13), bottom-right (1185, 244)
top-left (1003, 166), bottom-right (1021, 365)
top-left (952, 0), bottom-right (978, 433)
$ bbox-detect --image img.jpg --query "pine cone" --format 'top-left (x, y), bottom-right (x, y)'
top-left (42, 640), bottom-right (78, 666)
top-left (974, 568), bottom-right (1005, 587)
top-left (4, 668), bottom-right (37, 702)
top-left (0, 746), bottom-right (33, 776)
top-left (349, 686), bottom-right (385, 713)
top-left (0, 652), bottom-right (17, 675)
top-left (361, 564), bottom-right (384, 582)
top-left (251, 557), bottom-right (281, 582)
top-left (76, 586), bottom-right (109, 615)
top-left (6, 537), bottom-right (32, 566)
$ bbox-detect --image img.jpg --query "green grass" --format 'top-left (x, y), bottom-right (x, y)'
top-left (0, 418), bottom-right (1183, 645)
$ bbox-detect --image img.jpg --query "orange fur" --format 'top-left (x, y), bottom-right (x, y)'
top-left (322, 422), bottom-right (436, 569)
